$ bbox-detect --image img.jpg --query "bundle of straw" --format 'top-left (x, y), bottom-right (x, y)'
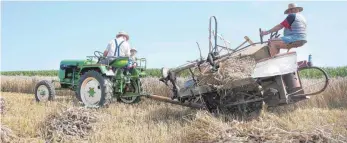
top-left (39, 107), bottom-right (99, 142)
top-left (197, 56), bottom-right (256, 89)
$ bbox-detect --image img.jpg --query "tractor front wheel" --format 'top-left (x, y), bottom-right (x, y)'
top-left (77, 70), bottom-right (113, 107)
top-left (34, 80), bottom-right (56, 102)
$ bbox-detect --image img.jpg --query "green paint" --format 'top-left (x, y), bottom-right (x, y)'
top-left (58, 59), bottom-right (96, 81)
top-left (48, 54), bottom-right (147, 103)
top-left (88, 87), bottom-right (96, 97)
top-left (109, 57), bottom-right (129, 68)
top-left (39, 90), bottom-right (46, 95)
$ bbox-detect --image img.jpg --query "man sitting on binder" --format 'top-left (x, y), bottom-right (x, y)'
top-left (101, 31), bottom-right (131, 64)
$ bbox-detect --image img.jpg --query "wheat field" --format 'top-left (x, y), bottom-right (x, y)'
top-left (1, 75), bottom-right (347, 143)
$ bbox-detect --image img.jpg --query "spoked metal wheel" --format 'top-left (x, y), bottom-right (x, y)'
top-left (120, 80), bottom-right (141, 104)
top-left (220, 91), bottom-right (263, 119)
top-left (34, 80), bottom-right (56, 102)
top-left (292, 66), bottom-right (330, 97)
top-left (77, 70), bottom-right (112, 107)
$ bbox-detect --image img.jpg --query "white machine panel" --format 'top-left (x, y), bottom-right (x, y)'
top-left (252, 52), bottom-right (298, 78)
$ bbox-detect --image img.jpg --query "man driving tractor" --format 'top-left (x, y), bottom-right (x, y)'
top-left (261, 3), bottom-right (307, 57)
top-left (100, 31), bottom-right (132, 64)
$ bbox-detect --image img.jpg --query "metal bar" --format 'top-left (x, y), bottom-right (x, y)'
top-left (222, 98), bottom-right (264, 107)
top-left (146, 94), bottom-right (205, 109)
top-left (172, 40), bottom-right (272, 74)
top-left (171, 60), bottom-right (206, 73)
top-left (72, 69), bottom-right (75, 86)
top-left (188, 68), bottom-right (197, 83)
top-left (196, 42), bottom-right (203, 60)
top-left (209, 16), bottom-right (218, 53)
top-left (209, 18), bottom-right (212, 53)
top-left (211, 30), bottom-right (231, 45)
top-left (217, 45), bottom-right (234, 51)
top-left (213, 16), bottom-right (217, 53)
top-left (287, 66), bottom-right (329, 97)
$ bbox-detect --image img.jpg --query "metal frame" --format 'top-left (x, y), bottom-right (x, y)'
top-left (156, 16), bottom-right (330, 110)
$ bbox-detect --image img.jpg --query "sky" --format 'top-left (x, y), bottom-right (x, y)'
top-left (1, 1), bottom-right (347, 71)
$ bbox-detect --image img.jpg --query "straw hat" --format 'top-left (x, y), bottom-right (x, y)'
top-left (130, 47), bottom-right (137, 52)
top-left (284, 3), bottom-right (303, 14)
top-left (116, 31), bottom-right (129, 40)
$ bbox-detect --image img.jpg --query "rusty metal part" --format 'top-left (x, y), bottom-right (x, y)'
top-left (146, 94), bottom-right (205, 109)
top-left (288, 66), bottom-right (330, 97)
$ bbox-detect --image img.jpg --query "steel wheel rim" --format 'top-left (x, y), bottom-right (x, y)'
top-left (80, 77), bottom-right (102, 106)
top-left (121, 83), bottom-right (138, 103)
top-left (37, 85), bottom-right (49, 101)
top-left (120, 96), bottom-right (137, 103)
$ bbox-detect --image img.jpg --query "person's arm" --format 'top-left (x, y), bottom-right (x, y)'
top-left (262, 24), bottom-right (284, 35)
top-left (103, 50), bottom-right (108, 57)
top-left (267, 24), bottom-right (284, 34)
top-left (262, 14), bottom-right (296, 35)
top-left (103, 41), bottom-right (112, 56)
top-left (124, 42), bottom-right (131, 57)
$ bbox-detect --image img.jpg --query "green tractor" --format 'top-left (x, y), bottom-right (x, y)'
top-left (34, 51), bottom-right (147, 107)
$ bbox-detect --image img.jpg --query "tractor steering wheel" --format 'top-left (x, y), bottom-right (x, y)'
top-left (94, 51), bottom-right (104, 62)
top-left (94, 51), bottom-right (104, 58)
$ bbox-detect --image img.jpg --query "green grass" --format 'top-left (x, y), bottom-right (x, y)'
top-left (1, 66), bottom-right (346, 78)
top-left (298, 66), bottom-right (347, 78)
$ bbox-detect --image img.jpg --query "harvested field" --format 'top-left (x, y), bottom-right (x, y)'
top-left (1, 123), bottom-right (17, 143)
top-left (1, 76), bottom-right (347, 142)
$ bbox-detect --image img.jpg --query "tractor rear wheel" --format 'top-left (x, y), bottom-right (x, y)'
top-left (34, 80), bottom-right (56, 102)
top-left (120, 80), bottom-right (141, 104)
top-left (77, 70), bottom-right (113, 107)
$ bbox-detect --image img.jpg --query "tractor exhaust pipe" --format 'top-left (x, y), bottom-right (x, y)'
top-left (146, 94), bottom-right (205, 109)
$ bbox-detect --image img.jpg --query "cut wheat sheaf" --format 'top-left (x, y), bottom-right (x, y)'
top-left (197, 56), bottom-right (256, 89)
top-left (38, 107), bottom-right (99, 142)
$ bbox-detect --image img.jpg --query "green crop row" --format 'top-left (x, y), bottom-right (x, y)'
top-left (1, 70), bottom-right (58, 77)
top-left (1, 66), bottom-right (347, 78)
top-left (298, 66), bottom-right (347, 79)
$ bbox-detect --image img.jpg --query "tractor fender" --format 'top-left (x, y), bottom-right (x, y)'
top-left (80, 66), bottom-right (115, 76)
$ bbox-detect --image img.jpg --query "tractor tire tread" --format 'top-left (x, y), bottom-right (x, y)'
top-left (77, 70), bottom-right (113, 107)
top-left (34, 80), bottom-right (56, 102)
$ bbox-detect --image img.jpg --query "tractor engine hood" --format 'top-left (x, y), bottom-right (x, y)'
top-left (60, 59), bottom-right (97, 66)
top-left (59, 59), bottom-right (98, 70)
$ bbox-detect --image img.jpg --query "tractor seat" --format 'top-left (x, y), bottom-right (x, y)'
top-left (100, 56), bottom-right (129, 65)
top-left (286, 40), bottom-right (307, 52)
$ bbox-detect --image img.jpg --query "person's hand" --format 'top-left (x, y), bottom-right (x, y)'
top-left (261, 30), bottom-right (270, 36)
